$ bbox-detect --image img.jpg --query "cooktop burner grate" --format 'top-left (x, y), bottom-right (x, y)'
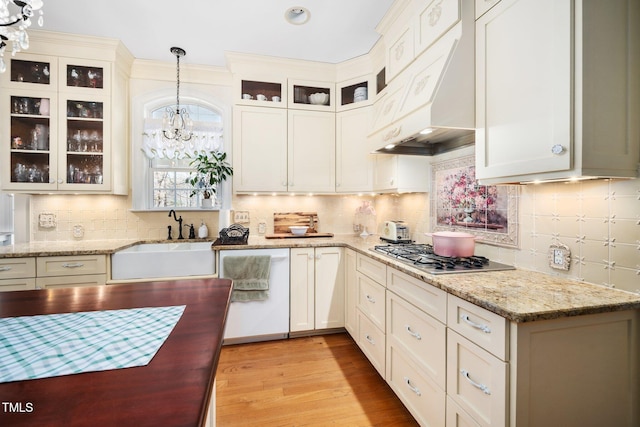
top-left (372, 243), bottom-right (514, 274)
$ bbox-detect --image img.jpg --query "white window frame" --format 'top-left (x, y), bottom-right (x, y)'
top-left (130, 89), bottom-right (232, 212)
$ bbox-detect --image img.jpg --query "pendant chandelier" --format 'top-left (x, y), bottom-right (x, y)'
top-left (162, 46), bottom-right (193, 146)
top-left (0, 0), bottom-right (44, 73)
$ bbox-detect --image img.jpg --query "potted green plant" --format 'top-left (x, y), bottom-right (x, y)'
top-left (187, 150), bottom-right (233, 208)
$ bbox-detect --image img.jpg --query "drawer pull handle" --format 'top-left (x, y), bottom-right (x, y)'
top-left (365, 334), bottom-right (375, 345)
top-left (405, 325), bottom-right (421, 340)
top-left (460, 369), bottom-right (491, 395)
top-left (404, 377), bottom-right (422, 396)
top-left (461, 314), bottom-right (491, 334)
top-left (365, 295), bottom-right (376, 304)
top-left (62, 262), bottom-right (84, 268)
top-left (0, 266), bottom-right (12, 271)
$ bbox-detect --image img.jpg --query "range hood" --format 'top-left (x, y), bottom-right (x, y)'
top-left (371, 0), bottom-right (475, 156)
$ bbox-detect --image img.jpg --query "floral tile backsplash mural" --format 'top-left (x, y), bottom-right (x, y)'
top-left (431, 155), bottom-right (519, 248)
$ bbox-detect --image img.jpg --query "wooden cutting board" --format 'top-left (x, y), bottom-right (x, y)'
top-left (273, 212), bottom-right (319, 234)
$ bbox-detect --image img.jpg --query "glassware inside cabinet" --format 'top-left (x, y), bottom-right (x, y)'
top-left (10, 152), bottom-right (50, 183)
top-left (10, 60), bottom-right (51, 85)
top-left (66, 154), bottom-right (103, 184)
top-left (66, 65), bottom-right (104, 89)
top-left (65, 99), bottom-right (104, 185)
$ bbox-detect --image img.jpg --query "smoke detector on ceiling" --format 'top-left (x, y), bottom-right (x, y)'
top-left (285, 7), bottom-right (310, 25)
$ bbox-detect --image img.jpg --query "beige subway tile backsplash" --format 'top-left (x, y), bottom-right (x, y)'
top-left (26, 176), bottom-right (639, 293)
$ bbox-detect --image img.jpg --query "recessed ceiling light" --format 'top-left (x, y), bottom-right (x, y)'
top-left (285, 7), bottom-right (310, 25)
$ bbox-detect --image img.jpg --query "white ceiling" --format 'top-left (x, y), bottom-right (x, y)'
top-left (39, 0), bottom-right (395, 67)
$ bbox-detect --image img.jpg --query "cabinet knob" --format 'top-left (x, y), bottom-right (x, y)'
top-left (315, 254), bottom-right (321, 260)
top-left (57, 179), bottom-right (63, 184)
top-left (551, 144), bottom-right (566, 155)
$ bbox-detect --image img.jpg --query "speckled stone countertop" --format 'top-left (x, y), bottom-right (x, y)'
top-left (2, 235), bottom-right (639, 322)
top-left (213, 234), bottom-right (640, 323)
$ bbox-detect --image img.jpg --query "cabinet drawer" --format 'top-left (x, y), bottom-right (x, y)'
top-left (356, 253), bottom-right (386, 285)
top-left (387, 291), bottom-right (446, 389)
top-left (387, 267), bottom-right (447, 323)
top-left (356, 272), bottom-right (386, 330)
top-left (447, 295), bottom-right (507, 360)
top-left (36, 274), bottom-right (106, 289)
top-left (0, 278), bottom-right (36, 292)
top-left (446, 396), bottom-right (482, 427)
top-left (447, 330), bottom-right (507, 427)
top-left (357, 310), bottom-right (385, 377)
top-left (0, 257), bottom-right (36, 280)
top-left (37, 255), bottom-right (107, 277)
top-left (387, 344), bottom-right (445, 427)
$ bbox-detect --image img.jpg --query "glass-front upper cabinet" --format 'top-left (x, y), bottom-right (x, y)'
top-left (59, 58), bottom-right (110, 94)
top-left (0, 53), bottom-right (58, 91)
top-left (7, 90), bottom-right (58, 191)
top-left (58, 94), bottom-right (110, 191)
top-left (236, 78), bottom-right (287, 107)
top-left (288, 79), bottom-right (335, 111)
top-left (336, 74), bottom-right (375, 112)
top-left (1, 55), bottom-right (112, 192)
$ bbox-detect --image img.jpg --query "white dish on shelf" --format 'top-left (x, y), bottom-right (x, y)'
top-left (308, 92), bottom-right (329, 105)
top-left (289, 226), bottom-right (309, 235)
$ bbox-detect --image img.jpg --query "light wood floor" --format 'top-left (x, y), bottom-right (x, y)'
top-left (216, 333), bottom-right (419, 426)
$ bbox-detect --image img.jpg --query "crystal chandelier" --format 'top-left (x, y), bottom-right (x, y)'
top-left (162, 47), bottom-right (193, 147)
top-left (0, 0), bottom-right (44, 73)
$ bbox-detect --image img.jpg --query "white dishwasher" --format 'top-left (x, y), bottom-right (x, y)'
top-left (218, 248), bottom-right (290, 344)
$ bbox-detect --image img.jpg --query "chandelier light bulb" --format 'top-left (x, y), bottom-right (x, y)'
top-left (0, 0), bottom-right (45, 73)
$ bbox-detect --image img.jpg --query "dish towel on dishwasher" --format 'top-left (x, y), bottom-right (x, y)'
top-left (223, 255), bottom-right (271, 302)
top-left (0, 305), bottom-right (185, 383)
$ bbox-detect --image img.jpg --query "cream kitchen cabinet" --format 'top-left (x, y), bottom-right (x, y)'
top-left (232, 107), bottom-right (335, 194)
top-left (288, 79), bottom-right (335, 112)
top-left (475, 0), bottom-right (640, 184)
top-left (290, 247), bottom-right (344, 333)
top-left (447, 294), bottom-right (638, 427)
top-left (337, 75), bottom-right (373, 112)
top-left (373, 154), bottom-right (431, 193)
top-left (0, 257), bottom-right (36, 292)
top-left (353, 253), bottom-right (387, 377)
top-left (287, 109), bottom-right (336, 193)
top-left (1, 42), bottom-right (129, 194)
top-left (386, 267), bottom-right (447, 426)
top-left (232, 105), bottom-right (288, 192)
top-left (235, 77), bottom-right (287, 108)
top-left (344, 249), bottom-right (358, 336)
top-left (35, 255), bottom-right (107, 289)
top-left (336, 107), bottom-right (374, 193)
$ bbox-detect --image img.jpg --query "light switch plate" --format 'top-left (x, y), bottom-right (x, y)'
top-left (38, 212), bottom-right (56, 228)
top-left (234, 210), bottom-right (250, 224)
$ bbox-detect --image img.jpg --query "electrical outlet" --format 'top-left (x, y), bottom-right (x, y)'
top-left (548, 243), bottom-right (571, 271)
top-left (258, 222), bottom-right (266, 234)
top-left (72, 224), bottom-right (84, 238)
top-left (233, 210), bottom-right (250, 224)
top-left (38, 212), bottom-right (56, 229)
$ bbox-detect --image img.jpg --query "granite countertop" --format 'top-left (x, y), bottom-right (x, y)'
top-left (3, 234), bottom-right (640, 323)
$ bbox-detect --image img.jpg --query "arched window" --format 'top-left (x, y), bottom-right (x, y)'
top-left (131, 95), bottom-right (231, 211)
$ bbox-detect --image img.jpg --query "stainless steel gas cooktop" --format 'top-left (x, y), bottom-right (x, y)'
top-left (371, 243), bottom-right (515, 275)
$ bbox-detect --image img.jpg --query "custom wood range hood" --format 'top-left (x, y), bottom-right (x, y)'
top-left (371, 0), bottom-right (475, 156)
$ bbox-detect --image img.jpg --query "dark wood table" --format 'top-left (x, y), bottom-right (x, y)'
top-left (0, 278), bottom-right (232, 427)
